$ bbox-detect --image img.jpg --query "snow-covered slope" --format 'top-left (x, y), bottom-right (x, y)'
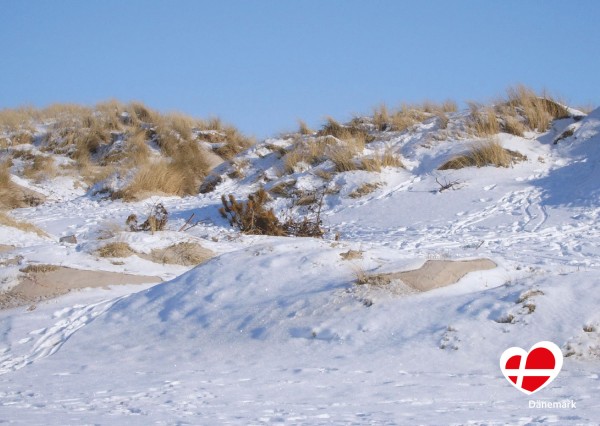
top-left (1, 107), bottom-right (600, 424)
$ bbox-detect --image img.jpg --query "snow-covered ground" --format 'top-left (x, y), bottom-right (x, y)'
top-left (1, 108), bottom-right (600, 424)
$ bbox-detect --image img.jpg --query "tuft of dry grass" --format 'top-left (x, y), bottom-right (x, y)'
top-left (330, 144), bottom-right (360, 173)
top-left (149, 242), bottom-right (213, 266)
top-left (0, 107), bottom-right (38, 133)
top-left (439, 140), bottom-right (526, 170)
top-left (0, 161), bottom-right (11, 187)
top-left (283, 136), bottom-right (338, 174)
top-left (19, 264), bottom-right (59, 273)
top-left (349, 182), bottom-right (382, 198)
top-left (269, 180), bottom-right (297, 198)
top-left (22, 155), bottom-right (56, 182)
top-left (500, 113), bottom-right (526, 137)
top-left (128, 101), bottom-right (159, 124)
top-left (372, 101), bottom-right (455, 132)
top-left (468, 103), bottom-right (500, 137)
top-left (354, 267), bottom-right (391, 286)
top-left (2, 101), bottom-right (254, 201)
top-left (298, 120), bottom-right (313, 135)
top-left (119, 161), bottom-right (186, 200)
top-left (340, 249), bottom-right (363, 260)
top-left (505, 85), bottom-right (570, 132)
top-left (467, 86), bottom-right (570, 137)
top-left (118, 136), bottom-right (211, 200)
top-left (212, 126), bottom-right (255, 160)
top-left (314, 169), bottom-right (333, 181)
top-left (359, 149), bottom-right (404, 172)
top-left (96, 242), bottom-right (136, 258)
top-left (0, 211), bottom-right (49, 237)
top-left (317, 117), bottom-right (373, 143)
top-left (1, 161), bottom-right (47, 209)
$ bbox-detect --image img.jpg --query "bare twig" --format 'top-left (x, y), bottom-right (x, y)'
top-left (178, 213), bottom-right (196, 232)
top-left (436, 177), bottom-right (461, 192)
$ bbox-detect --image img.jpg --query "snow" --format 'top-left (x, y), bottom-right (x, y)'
top-left (1, 109), bottom-right (600, 423)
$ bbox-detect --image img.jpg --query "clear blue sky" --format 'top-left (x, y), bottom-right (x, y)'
top-left (1, 1), bottom-right (599, 138)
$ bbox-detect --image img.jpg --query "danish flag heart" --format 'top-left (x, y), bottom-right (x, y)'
top-left (499, 341), bottom-right (563, 395)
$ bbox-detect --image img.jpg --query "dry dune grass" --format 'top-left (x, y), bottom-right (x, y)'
top-left (468, 85), bottom-right (572, 137)
top-left (0, 161), bottom-right (46, 209)
top-left (20, 264), bottom-right (60, 273)
top-left (298, 120), bottom-right (313, 135)
top-left (505, 85), bottom-right (570, 132)
top-left (373, 101), bottom-right (457, 132)
top-left (120, 139), bottom-right (211, 200)
top-left (283, 133), bottom-right (404, 175)
top-left (283, 136), bottom-right (337, 174)
top-left (0, 107), bottom-right (38, 133)
top-left (349, 182), bottom-right (382, 198)
top-left (0, 162), bottom-right (25, 209)
top-left (439, 140), bottom-right (526, 170)
top-left (359, 149), bottom-right (404, 172)
top-left (468, 104), bottom-right (500, 137)
top-left (96, 242), bottom-right (136, 258)
top-left (149, 242), bottom-right (213, 266)
top-left (317, 117), bottom-right (373, 144)
top-left (0, 211), bottom-right (48, 237)
top-left (118, 161), bottom-right (186, 201)
top-left (0, 101), bottom-right (253, 201)
top-left (22, 155), bottom-right (56, 182)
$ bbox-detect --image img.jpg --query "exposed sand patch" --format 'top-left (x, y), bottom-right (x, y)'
top-left (1, 266), bottom-right (161, 310)
top-left (0, 181), bottom-right (46, 209)
top-left (387, 259), bottom-right (497, 292)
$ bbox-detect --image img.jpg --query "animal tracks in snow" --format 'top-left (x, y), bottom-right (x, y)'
top-left (0, 298), bottom-right (121, 375)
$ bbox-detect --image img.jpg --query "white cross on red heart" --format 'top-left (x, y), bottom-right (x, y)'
top-left (499, 341), bottom-right (563, 395)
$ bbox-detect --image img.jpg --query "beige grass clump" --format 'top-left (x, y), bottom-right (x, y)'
top-left (349, 182), bottom-right (382, 198)
top-left (283, 136), bottom-right (337, 174)
top-left (298, 120), bottom-right (313, 135)
top-left (119, 161), bottom-right (187, 201)
top-left (1, 101), bottom-right (254, 200)
top-left (101, 128), bottom-right (150, 166)
top-left (354, 267), bottom-right (391, 286)
top-left (374, 104), bottom-right (423, 132)
top-left (1, 161), bottom-right (34, 209)
top-left (359, 149), bottom-right (404, 172)
top-left (505, 85), bottom-right (570, 132)
top-left (19, 264), bottom-right (60, 273)
top-left (149, 242), bottom-right (213, 266)
top-left (22, 155), bottom-right (56, 182)
top-left (0, 211), bottom-right (48, 237)
top-left (439, 140), bottom-right (525, 170)
top-left (96, 242), bottom-right (136, 258)
top-left (468, 103), bottom-right (500, 137)
top-left (373, 101), bottom-right (455, 132)
top-left (317, 117), bottom-right (372, 143)
top-left (0, 160), bottom-right (14, 190)
top-left (119, 135), bottom-right (211, 200)
top-left (269, 180), bottom-right (297, 198)
top-left (211, 125), bottom-right (255, 160)
top-left (127, 101), bottom-right (160, 124)
top-left (330, 144), bottom-right (360, 172)
top-left (0, 107), bottom-right (36, 132)
top-left (500, 113), bottom-right (527, 137)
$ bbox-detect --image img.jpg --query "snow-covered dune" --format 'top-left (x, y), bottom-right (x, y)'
top-left (1, 104), bottom-right (600, 423)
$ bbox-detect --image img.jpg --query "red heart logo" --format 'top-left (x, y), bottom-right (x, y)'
top-left (499, 341), bottom-right (563, 394)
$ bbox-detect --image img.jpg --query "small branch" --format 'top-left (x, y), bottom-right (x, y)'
top-left (178, 213), bottom-right (196, 232)
top-left (436, 177), bottom-right (461, 192)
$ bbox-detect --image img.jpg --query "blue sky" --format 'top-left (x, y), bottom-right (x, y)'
top-left (1, 1), bottom-right (599, 138)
